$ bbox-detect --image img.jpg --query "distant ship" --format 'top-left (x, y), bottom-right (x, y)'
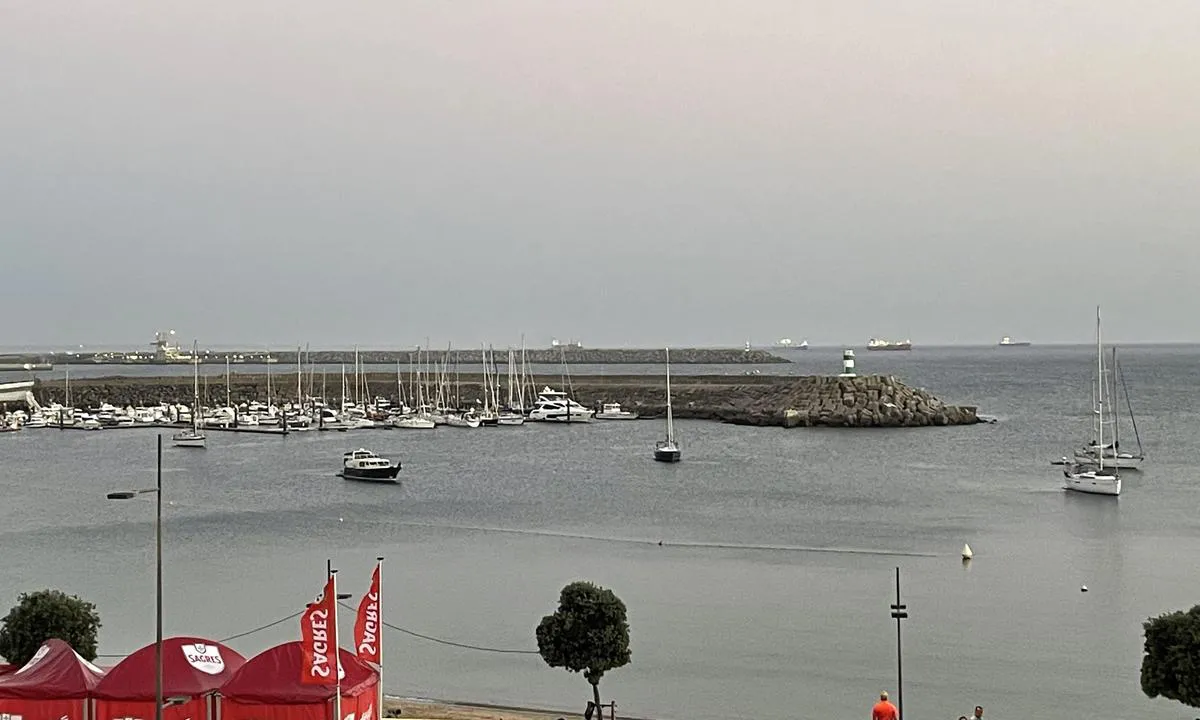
top-left (998, 336), bottom-right (1031, 347)
top-left (774, 338), bottom-right (809, 349)
top-left (867, 338), bottom-right (912, 351)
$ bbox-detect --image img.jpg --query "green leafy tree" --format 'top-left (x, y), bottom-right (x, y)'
top-left (0, 590), bottom-right (101, 666)
top-left (536, 581), bottom-right (631, 715)
top-left (1141, 605), bottom-right (1200, 708)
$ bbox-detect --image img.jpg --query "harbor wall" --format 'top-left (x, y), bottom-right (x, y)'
top-left (24, 373), bottom-right (980, 428)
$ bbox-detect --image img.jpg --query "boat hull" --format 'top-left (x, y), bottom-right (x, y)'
top-left (1074, 450), bottom-right (1142, 470)
top-left (1063, 469), bottom-right (1121, 496)
top-left (596, 412), bottom-right (639, 420)
top-left (392, 417), bottom-right (436, 429)
top-left (497, 414), bottom-right (526, 426)
top-left (532, 412), bottom-right (595, 423)
top-left (341, 465), bottom-right (401, 482)
top-left (652, 446), bottom-right (681, 463)
top-left (172, 432), bottom-right (206, 448)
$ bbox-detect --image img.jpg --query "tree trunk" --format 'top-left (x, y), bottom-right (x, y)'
top-left (591, 681), bottom-right (602, 720)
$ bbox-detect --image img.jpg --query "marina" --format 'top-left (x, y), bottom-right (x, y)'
top-left (1, 342), bottom-right (1194, 720)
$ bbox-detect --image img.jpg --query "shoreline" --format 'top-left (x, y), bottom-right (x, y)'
top-left (385, 697), bottom-right (655, 720)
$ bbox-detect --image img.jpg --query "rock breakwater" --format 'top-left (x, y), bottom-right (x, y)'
top-left (27, 373), bottom-right (979, 428)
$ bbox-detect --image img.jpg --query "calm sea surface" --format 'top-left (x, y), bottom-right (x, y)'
top-left (2, 345), bottom-right (1198, 720)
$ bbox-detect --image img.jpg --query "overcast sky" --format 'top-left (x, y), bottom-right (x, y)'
top-left (3, 2), bottom-right (1198, 350)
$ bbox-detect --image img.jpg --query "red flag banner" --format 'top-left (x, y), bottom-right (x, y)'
top-left (354, 563), bottom-right (381, 664)
top-left (300, 575), bottom-right (338, 685)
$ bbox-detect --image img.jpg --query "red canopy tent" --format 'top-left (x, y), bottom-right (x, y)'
top-left (0, 639), bottom-right (106, 720)
top-left (219, 643), bottom-right (378, 720)
top-left (0, 665), bottom-right (15, 677)
top-left (93, 637), bottom-right (246, 720)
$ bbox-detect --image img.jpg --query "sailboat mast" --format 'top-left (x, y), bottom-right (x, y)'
top-left (481, 343), bottom-right (490, 413)
top-left (297, 345), bottom-right (303, 413)
top-left (1095, 306), bottom-right (1105, 471)
top-left (1111, 347), bottom-right (1120, 455)
top-left (1117, 352), bottom-right (1145, 457)
top-left (192, 340), bottom-right (200, 433)
top-left (665, 347), bottom-right (674, 443)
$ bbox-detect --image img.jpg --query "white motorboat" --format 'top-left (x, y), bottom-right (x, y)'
top-left (595, 402), bottom-right (639, 420)
top-left (340, 448), bottom-right (400, 483)
top-left (528, 387), bottom-right (594, 423)
top-left (1063, 307), bottom-right (1119, 496)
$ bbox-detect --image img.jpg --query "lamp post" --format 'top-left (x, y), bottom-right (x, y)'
top-left (106, 434), bottom-right (164, 720)
top-left (889, 567), bottom-right (908, 720)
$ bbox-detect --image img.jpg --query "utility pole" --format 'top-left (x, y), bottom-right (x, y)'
top-left (890, 567), bottom-right (908, 720)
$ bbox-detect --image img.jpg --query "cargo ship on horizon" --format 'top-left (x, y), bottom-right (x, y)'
top-left (998, 336), bottom-right (1032, 347)
top-left (867, 338), bottom-right (912, 351)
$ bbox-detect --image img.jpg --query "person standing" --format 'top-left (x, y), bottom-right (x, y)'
top-left (871, 691), bottom-right (898, 720)
top-left (972, 706), bottom-right (984, 719)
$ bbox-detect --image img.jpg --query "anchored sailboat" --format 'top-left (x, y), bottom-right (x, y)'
top-left (653, 347), bottom-right (680, 463)
top-left (1072, 346), bottom-right (1144, 469)
top-left (1062, 308), bottom-right (1119, 496)
top-left (172, 341), bottom-right (206, 448)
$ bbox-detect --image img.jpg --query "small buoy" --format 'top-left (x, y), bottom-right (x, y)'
top-left (1081, 585), bottom-right (1088, 592)
top-left (339, 517), bottom-right (344, 522)
top-left (961, 543), bottom-right (973, 560)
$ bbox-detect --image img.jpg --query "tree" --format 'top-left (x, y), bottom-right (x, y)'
top-left (1141, 605), bottom-right (1200, 709)
top-left (0, 590), bottom-right (101, 666)
top-left (536, 581), bottom-right (631, 717)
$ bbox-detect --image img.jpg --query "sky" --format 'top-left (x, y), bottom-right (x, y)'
top-left (3, 1), bottom-right (1198, 349)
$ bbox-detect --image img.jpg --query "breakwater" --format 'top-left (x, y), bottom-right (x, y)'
top-left (27, 373), bottom-right (980, 428)
top-left (2, 347), bottom-right (787, 366)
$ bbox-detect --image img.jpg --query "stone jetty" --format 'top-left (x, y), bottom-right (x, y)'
top-left (27, 373), bottom-right (980, 428)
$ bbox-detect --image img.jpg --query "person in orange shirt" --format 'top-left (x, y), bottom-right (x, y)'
top-left (871, 690), bottom-right (898, 720)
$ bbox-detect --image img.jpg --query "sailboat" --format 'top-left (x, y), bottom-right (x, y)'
top-left (393, 349), bottom-right (436, 429)
top-left (498, 347), bottom-right (526, 426)
top-left (1073, 346), bottom-right (1144, 469)
top-left (1062, 308), bottom-right (1119, 496)
top-left (172, 341), bottom-right (207, 448)
top-left (653, 347), bottom-right (681, 463)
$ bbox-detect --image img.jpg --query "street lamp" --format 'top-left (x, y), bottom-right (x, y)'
top-left (889, 567), bottom-right (908, 720)
top-left (106, 434), bottom-right (164, 720)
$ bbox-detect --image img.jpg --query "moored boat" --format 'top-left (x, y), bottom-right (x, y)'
top-left (340, 448), bottom-right (401, 483)
top-left (596, 402), bottom-right (639, 420)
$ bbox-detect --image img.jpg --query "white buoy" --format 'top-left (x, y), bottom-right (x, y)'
top-left (839, 349), bottom-right (857, 377)
top-left (961, 543), bottom-right (973, 560)
top-left (1081, 585), bottom-right (1088, 592)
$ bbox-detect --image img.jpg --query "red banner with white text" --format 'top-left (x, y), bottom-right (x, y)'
top-left (300, 576), bottom-right (338, 686)
top-left (354, 563), bottom-right (381, 665)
